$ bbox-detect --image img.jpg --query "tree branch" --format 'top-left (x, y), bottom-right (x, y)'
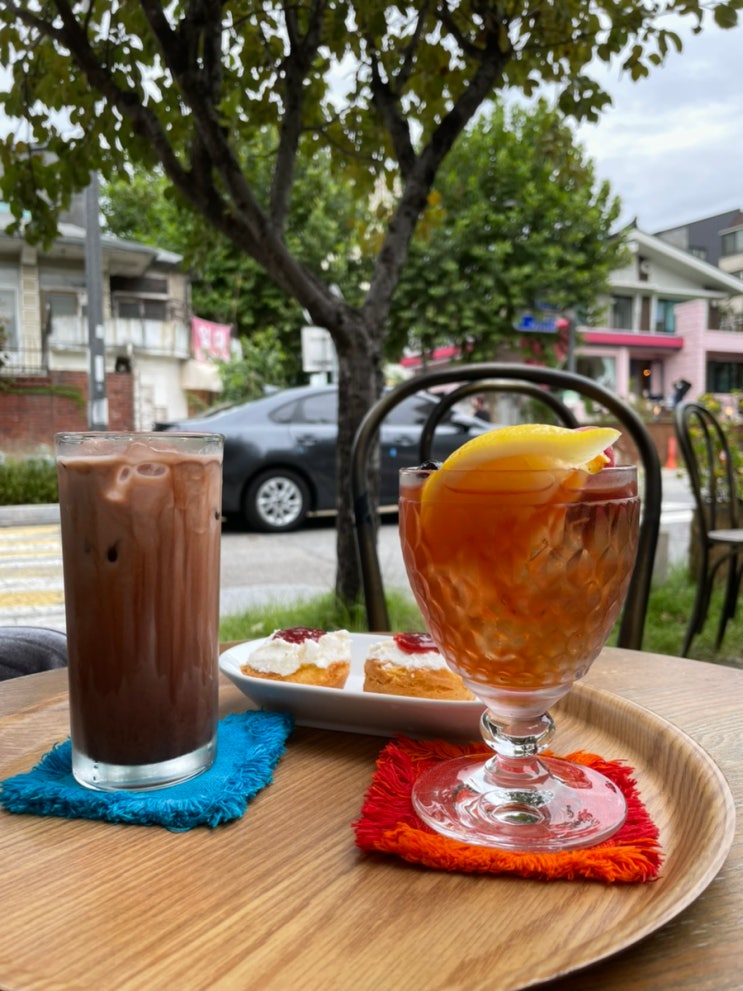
top-left (133, 3), bottom-right (260, 216)
top-left (364, 20), bottom-right (510, 329)
top-left (2, 2), bottom-right (339, 328)
top-left (135, 2), bottom-right (316, 288)
top-left (390, 2), bottom-right (431, 92)
top-left (363, 7), bottom-right (436, 181)
top-left (368, 52), bottom-right (417, 180)
top-left (270, 0), bottom-right (327, 232)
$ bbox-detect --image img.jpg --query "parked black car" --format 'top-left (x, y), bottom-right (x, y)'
top-left (161, 384), bottom-right (493, 532)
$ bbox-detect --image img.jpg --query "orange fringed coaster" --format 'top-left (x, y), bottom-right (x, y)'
top-left (353, 737), bottom-right (663, 883)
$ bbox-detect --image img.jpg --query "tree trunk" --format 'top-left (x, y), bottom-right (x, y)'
top-left (333, 316), bottom-right (383, 608)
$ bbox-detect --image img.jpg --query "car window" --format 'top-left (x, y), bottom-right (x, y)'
top-left (385, 395), bottom-right (453, 427)
top-left (270, 399), bottom-right (301, 424)
top-left (295, 392), bottom-right (338, 424)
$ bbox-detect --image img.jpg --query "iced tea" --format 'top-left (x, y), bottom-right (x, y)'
top-left (399, 465), bottom-right (639, 719)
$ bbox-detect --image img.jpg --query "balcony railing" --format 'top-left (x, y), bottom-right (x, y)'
top-left (719, 313), bottom-right (743, 333)
top-left (0, 348), bottom-right (48, 375)
top-left (50, 315), bottom-right (190, 356)
top-left (1, 314), bottom-right (191, 376)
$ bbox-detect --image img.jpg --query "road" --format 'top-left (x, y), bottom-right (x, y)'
top-left (0, 468), bottom-right (693, 633)
top-left (0, 516), bottom-right (411, 633)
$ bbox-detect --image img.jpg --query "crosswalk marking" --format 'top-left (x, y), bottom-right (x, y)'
top-left (1, 565), bottom-right (63, 576)
top-left (0, 524), bottom-right (66, 628)
top-left (0, 589), bottom-right (64, 607)
top-left (0, 524), bottom-right (60, 538)
top-left (0, 549), bottom-right (62, 559)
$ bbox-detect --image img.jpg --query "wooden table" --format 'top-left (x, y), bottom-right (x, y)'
top-left (0, 649), bottom-right (740, 991)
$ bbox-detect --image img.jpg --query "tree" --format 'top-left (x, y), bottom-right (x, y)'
top-left (387, 100), bottom-right (624, 365)
top-left (101, 146), bottom-right (369, 384)
top-left (216, 327), bottom-right (290, 406)
top-left (0, 2), bottom-right (740, 605)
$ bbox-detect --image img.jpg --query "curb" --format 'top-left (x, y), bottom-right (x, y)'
top-left (0, 504), bottom-right (60, 527)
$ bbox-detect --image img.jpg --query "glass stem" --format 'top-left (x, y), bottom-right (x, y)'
top-left (479, 710), bottom-right (557, 795)
top-left (480, 710), bottom-right (555, 759)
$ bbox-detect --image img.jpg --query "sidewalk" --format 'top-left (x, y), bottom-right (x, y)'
top-left (0, 504), bottom-right (60, 527)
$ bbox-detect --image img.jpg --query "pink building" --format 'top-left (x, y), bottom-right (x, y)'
top-left (575, 225), bottom-right (743, 414)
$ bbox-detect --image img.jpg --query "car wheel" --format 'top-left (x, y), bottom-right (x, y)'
top-left (243, 469), bottom-right (310, 532)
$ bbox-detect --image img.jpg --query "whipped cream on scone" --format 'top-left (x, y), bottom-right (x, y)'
top-left (366, 636), bottom-right (447, 671)
top-left (241, 627), bottom-right (351, 688)
top-left (364, 633), bottom-right (473, 700)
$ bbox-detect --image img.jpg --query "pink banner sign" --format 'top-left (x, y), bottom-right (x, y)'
top-left (191, 317), bottom-right (232, 362)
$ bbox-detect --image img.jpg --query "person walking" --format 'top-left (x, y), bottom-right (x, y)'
top-left (471, 395), bottom-right (491, 422)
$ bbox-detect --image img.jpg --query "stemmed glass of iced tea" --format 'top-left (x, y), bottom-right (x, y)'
top-left (399, 425), bottom-right (640, 852)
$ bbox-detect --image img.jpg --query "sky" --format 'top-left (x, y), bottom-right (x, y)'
top-left (572, 17), bottom-right (743, 234)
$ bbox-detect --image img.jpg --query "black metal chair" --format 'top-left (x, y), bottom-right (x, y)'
top-left (352, 363), bottom-right (662, 650)
top-left (673, 402), bottom-right (743, 656)
top-left (0, 627), bottom-right (68, 681)
top-left (418, 378), bottom-right (579, 455)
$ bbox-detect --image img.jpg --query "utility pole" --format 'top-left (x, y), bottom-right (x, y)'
top-left (556, 316), bottom-right (577, 373)
top-left (85, 172), bottom-right (108, 430)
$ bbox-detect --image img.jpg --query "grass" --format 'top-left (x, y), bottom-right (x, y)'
top-left (219, 589), bottom-right (426, 643)
top-left (639, 565), bottom-right (743, 668)
top-left (219, 565), bottom-right (743, 670)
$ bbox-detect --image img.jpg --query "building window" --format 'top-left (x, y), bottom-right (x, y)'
top-left (610, 295), bottom-right (633, 330)
top-left (0, 287), bottom-right (18, 348)
top-left (707, 361), bottom-right (743, 392)
top-left (110, 276), bottom-right (168, 295)
top-left (115, 297), bottom-right (168, 320)
top-left (43, 291), bottom-right (80, 317)
top-left (655, 299), bottom-right (678, 334)
top-left (576, 356), bottom-right (616, 391)
top-left (721, 228), bottom-right (743, 256)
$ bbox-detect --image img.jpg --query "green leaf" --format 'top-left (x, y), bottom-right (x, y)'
top-left (713, 5), bottom-right (739, 27)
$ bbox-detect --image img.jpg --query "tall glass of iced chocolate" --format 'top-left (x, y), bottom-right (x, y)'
top-left (55, 432), bottom-right (223, 791)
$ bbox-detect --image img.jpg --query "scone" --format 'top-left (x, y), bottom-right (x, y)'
top-left (241, 627), bottom-right (351, 688)
top-left (363, 632), bottom-right (473, 700)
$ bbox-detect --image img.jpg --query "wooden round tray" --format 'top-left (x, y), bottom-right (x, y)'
top-left (484, 681), bottom-right (736, 989)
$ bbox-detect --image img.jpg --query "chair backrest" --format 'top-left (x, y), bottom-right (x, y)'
top-left (674, 402), bottom-right (740, 535)
top-left (419, 379), bottom-right (578, 457)
top-left (0, 627), bottom-right (68, 681)
top-left (351, 363), bottom-right (662, 650)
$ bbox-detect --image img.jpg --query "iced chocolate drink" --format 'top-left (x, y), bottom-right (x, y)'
top-left (55, 432), bottom-right (223, 790)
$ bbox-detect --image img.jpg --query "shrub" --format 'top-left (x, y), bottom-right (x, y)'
top-left (0, 457), bottom-right (58, 505)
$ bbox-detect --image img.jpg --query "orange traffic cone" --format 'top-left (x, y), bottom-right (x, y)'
top-left (665, 436), bottom-right (677, 470)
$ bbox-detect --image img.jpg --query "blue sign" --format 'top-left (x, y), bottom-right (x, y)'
top-left (515, 313), bottom-right (559, 333)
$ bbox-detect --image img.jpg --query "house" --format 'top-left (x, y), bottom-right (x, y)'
top-left (0, 195), bottom-right (224, 451)
top-left (573, 223), bottom-right (743, 412)
top-left (400, 222), bottom-right (743, 417)
top-left (654, 208), bottom-right (743, 279)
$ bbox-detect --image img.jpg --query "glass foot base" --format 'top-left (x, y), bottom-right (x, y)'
top-left (72, 736), bottom-right (217, 792)
top-left (412, 754), bottom-right (626, 852)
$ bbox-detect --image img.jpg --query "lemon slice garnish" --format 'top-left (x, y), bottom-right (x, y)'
top-left (440, 423), bottom-right (619, 474)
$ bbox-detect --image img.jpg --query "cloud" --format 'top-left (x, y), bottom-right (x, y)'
top-left (574, 19), bottom-right (743, 231)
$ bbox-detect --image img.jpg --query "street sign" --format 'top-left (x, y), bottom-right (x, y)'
top-left (301, 325), bottom-right (337, 375)
top-left (516, 313), bottom-right (560, 332)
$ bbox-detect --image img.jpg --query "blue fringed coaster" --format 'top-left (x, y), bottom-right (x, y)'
top-left (0, 710), bottom-right (293, 831)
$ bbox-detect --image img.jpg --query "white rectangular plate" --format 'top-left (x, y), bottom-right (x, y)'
top-left (219, 633), bottom-right (483, 738)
